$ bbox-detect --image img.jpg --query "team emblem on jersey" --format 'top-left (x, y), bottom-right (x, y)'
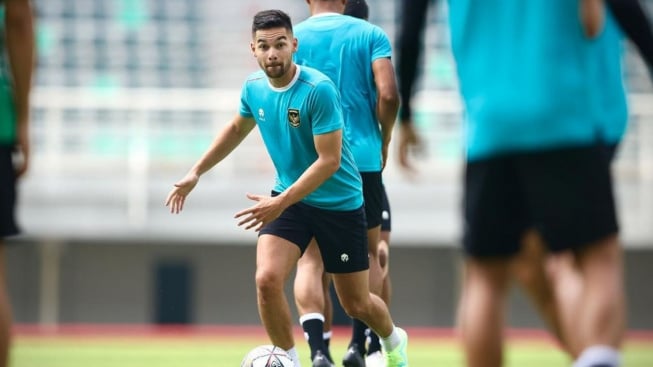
top-left (287, 108), bottom-right (300, 127)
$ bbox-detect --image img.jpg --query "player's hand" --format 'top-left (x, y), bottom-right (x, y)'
top-left (14, 116), bottom-right (30, 178)
top-left (397, 122), bottom-right (422, 173)
top-left (165, 173), bottom-right (199, 214)
top-left (234, 193), bottom-right (285, 232)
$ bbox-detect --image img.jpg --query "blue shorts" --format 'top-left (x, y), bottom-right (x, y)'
top-left (0, 145), bottom-right (18, 238)
top-left (259, 192), bottom-right (369, 273)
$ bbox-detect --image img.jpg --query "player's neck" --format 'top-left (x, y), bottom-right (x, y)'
top-left (269, 63), bottom-right (298, 89)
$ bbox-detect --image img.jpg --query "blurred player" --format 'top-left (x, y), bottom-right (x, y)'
top-left (291, 0), bottom-right (399, 366)
top-left (397, 1), bottom-right (626, 367)
top-left (397, 1), bottom-right (652, 362)
top-left (0, 1), bottom-right (34, 367)
top-left (166, 9), bottom-right (408, 367)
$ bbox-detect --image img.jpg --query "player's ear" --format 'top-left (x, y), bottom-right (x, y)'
top-left (250, 41), bottom-right (256, 56)
top-left (292, 37), bottom-right (298, 52)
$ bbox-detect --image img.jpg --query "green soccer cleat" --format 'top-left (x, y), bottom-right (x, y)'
top-left (385, 327), bottom-right (408, 367)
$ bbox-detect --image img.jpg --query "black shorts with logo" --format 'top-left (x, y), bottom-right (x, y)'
top-left (259, 192), bottom-right (369, 273)
top-left (463, 144), bottom-right (618, 258)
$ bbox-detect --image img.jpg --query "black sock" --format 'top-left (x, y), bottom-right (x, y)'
top-left (366, 328), bottom-right (382, 354)
top-left (323, 333), bottom-right (334, 363)
top-left (301, 317), bottom-right (327, 360)
top-left (349, 318), bottom-right (368, 355)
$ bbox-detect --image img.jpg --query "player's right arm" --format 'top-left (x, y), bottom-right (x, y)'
top-left (395, 0), bottom-right (432, 171)
top-left (165, 115), bottom-right (256, 213)
top-left (5, 0), bottom-right (35, 178)
top-left (372, 57), bottom-right (399, 169)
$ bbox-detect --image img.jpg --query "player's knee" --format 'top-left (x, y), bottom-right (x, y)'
top-left (255, 269), bottom-right (284, 296)
top-left (338, 297), bottom-right (369, 319)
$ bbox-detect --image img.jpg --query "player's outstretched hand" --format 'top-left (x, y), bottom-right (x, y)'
top-left (397, 122), bottom-right (423, 173)
top-left (234, 193), bottom-right (285, 232)
top-left (165, 173), bottom-right (199, 214)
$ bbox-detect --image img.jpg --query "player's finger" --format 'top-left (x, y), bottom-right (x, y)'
top-left (246, 193), bottom-right (262, 202)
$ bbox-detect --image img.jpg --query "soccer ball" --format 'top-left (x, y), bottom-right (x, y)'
top-left (240, 345), bottom-right (294, 367)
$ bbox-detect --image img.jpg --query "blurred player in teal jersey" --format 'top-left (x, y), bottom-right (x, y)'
top-left (0, 1), bottom-right (34, 367)
top-left (291, 0), bottom-right (400, 366)
top-left (167, 9), bottom-right (408, 367)
top-left (397, 1), bottom-right (626, 367)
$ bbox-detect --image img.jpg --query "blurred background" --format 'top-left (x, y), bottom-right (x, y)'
top-left (8, 0), bottom-right (653, 331)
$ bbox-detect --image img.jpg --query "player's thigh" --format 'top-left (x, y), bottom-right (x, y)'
top-left (310, 205), bottom-right (369, 274)
top-left (297, 238), bottom-right (323, 272)
top-left (519, 144), bottom-right (618, 252)
top-left (257, 234), bottom-right (303, 282)
top-left (463, 155), bottom-right (530, 258)
top-left (331, 270), bottom-right (371, 306)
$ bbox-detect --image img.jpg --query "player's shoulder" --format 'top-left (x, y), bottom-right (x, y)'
top-left (244, 70), bottom-right (266, 84)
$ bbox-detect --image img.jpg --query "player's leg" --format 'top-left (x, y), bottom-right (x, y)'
top-left (366, 185), bottom-right (393, 366)
top-left (293, 239), bottom-right (332, 365)
top-left (256, 234), bottom-right (303, 351)
top-left (344, 172), bottom-right (384, 366)
top-left (458, 156), bottom-right (527, 367)
top-left (459, 257), bottom-right (512, 367)
top-left (321, 272), bottom-right (335, 364)
top-left (511, 230), bottom-right (573, 354)
top-left (313, 204), bottom-right (408, 367)
top-left (0, 245), bottom-right (11, 367)
top-left (523, 145), bottom-right (624, 367)
top-left (257, 200), bottom-right (314, 366)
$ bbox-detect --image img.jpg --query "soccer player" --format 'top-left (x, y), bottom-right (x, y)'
top-left (0, 1), bottom-right (34, 367)
top-left (165, 9), bottom-right (408, 367)
top-left (397, 1), bottom-right (626, 367)
top-left (290, 0), bottom-right (400, 366)
top-left (397, 1), bottom-right (652, 360)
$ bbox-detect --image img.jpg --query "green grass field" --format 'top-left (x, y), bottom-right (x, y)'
top-left (11, 327), bottom-right (653, 367)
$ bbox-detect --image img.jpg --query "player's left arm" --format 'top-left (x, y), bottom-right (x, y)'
top-left (606, 0), bottom-right (653, 78)
top-left (372, 57), bottom-right (399, 169)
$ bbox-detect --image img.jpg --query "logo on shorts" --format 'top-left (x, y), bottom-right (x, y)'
top-left (340, 253), bottom-right (349, 262)
top-left (287, 108), bottom-right (300, 127)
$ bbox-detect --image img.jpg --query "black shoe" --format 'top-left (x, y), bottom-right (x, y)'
top-left (342, 344), bottom-right (366, 367)
top-left (312, 350), bottom-right (334, 367)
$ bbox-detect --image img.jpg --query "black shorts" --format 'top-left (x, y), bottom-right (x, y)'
top-left (259, 192), bottom-right (369, 273)
top-left (463, 144), bottom-right (618, 258)
top-left (0, 145), bottom-right (19, 238)
top-left (361, 171), bottom-right (383, 229)
top-left (380, 183), bottom-right (391, 232)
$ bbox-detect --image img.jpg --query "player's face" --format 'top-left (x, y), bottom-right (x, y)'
top-left (251, 27), bottom-right (297, 81)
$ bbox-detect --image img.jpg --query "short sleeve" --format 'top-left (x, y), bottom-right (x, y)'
top-left (371, 26), bottom-right (393, 62)
top-left (309, 80), bottom-right (344, 135)
top-left (239, 82), bottom-right (253, 118)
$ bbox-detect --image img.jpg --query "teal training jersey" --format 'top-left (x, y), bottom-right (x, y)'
top-left (294, 13), bottom-right (392, 172)
top-left (447, 0), bottom-right (598, 160)
top-left (239, 65), bottom-right (363, 211)
top-left (0, 5), bottom-right (16, 145)
top-left (591, 10), bottom-right (628, 145)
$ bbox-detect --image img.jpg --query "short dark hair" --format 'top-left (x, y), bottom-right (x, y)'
top-left (344, 0), bottom-right (369, 20)
top-left (252, 9), bottom-right (293, 35)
